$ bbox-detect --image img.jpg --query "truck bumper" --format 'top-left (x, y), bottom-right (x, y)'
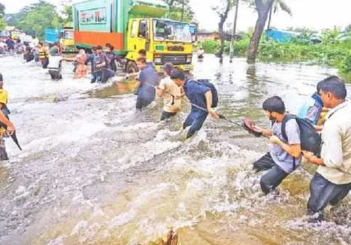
top-left (155, 64), bottom-right (193, 73)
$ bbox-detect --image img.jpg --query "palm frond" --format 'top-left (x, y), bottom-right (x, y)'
top-left (277, 0), bottom-right (292, 15)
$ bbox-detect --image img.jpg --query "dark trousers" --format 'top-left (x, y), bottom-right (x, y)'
top-left (183, 108), bottom-right (208, 138)
top-left (160, 111), bottom-right (177, 121)
top-left (49, 70), bottom-right (62, 81)
top-left (91, 70), bottom-right (102, 83)
top-left (41, 58), bottom-right (49, 69)
top-left (253, 153), bottom-right (289, 194)
top-left (136, 97), bottom-right (153, 110)
top-left (307, 172), bottom-right (351, 221)
top-left (101, 68), bottom-right (115, 83)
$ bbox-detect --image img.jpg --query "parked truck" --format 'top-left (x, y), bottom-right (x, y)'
top-left (72, 0), bottom-right (196, 72)
top-left (45, 24), bottom-right (76, 53)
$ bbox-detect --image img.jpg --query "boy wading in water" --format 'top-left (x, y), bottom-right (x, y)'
top-left (252, 96), bottom-right (302, 194)
top-left (170, 68), bottom-right (219, 139)
top-left (157, 63), bottom-right (184, 121)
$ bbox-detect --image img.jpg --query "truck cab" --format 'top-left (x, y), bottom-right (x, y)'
top-left (126, 18), bottom-right (194, 73)
top-left (72, 0), bottom-right (195, 73)
top-left (60, 27), bottom-right (76, 53)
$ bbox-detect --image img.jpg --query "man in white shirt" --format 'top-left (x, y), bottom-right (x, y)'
top-left (157, 63), bottom-right (183, 121)
top-left (304, 76), bottom-right (351, 221)
top-left (48, 47), bottom-right (63, 81)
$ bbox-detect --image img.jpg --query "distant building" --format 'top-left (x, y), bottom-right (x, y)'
top-left (197, 31), bottom-right (220, 42)
top-left (197, 31), bottom-right (242, 42)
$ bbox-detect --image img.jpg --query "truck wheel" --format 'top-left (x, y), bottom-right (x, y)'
top-left (126, 61), bottom-right (138, 73)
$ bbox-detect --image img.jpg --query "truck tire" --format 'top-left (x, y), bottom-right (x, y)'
top-left (126, 60), bottom-right (138, 73)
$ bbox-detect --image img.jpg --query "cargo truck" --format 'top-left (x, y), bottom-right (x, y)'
top-left (72, 0), bottom-right (195, 72)
top-left (44, 24), bottom-right (76, 53)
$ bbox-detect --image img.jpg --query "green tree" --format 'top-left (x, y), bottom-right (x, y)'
top-left (245, 0), bottom-right (292, 63)
top-left (0, 17), bottom-right (6, 30)
top-left (61, 0), bottom-right (73, 24)
top-left (0, 2), bottom-right (5, 16)
top-left (17, 0), bottom-right (63, 39)
top-left (246, 0), bottom-right (274, 63)
top-left (164, 0), bottom-right (194, 22)
top-left (212, 0), bottom-right (235, 58)
top-left (267, 0), bottom-right (292, 30)
top-left (0, 2), bottom-right (6, 31)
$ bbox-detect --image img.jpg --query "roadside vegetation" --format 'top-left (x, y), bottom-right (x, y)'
top-left (199, 28), bottom-right (351, 74)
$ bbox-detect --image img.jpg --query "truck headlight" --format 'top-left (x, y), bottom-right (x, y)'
top-left (154, 57), bottom-right (162, 64)
top-left (186, 55), bottom-right (192, 63)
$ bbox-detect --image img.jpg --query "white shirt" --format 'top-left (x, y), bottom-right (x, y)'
top-left (48, 56), bottom-right (63, 70)
top-left (317, 101), bottom-right (351, 184)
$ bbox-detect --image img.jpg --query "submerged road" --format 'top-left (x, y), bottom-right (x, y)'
top-left (0, 55), bottom-right (350, 245)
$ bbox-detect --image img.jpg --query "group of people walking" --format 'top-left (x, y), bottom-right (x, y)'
top-left (134, 55), bottom-right (219, 139)
top-left (0, 40), bottom-right (350, 223)
top-left (18, 40), bottom-right (122, 82)
top-left (249, 76), bottom-right (350, 222)
top-left (134, 59), bottom-right (351, 222)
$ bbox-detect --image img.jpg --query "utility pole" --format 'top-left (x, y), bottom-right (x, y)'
top-left (267, 7), bottom-right (273, 30)
top-left (230, 0), bottom-right (239, 63)
top-left (181, 0), bottom-right (185, 22)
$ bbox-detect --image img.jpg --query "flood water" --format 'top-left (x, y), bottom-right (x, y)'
top-left (0, 54), bottom-right (351, 245)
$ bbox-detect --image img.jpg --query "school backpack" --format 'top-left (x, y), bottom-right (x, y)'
top-left (281, 114), bottom-right (322, 157)
top-left (196, 79), bottom-right (218, 108)
top-left (297, 92), bottom-right (323, 125)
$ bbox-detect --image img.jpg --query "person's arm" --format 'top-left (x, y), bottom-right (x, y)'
top-left (313, 124), bottom-right (343, 168)
top-left (269, 120), bottom-right (302, 158)
top-left (157, 87), bottom-right (164, 97)
top-left (179, 87), bottom-right (185, 98)
top-left (0, 107), bottom-right (15, 135)
top-left (303, 151), bottom-right (325, 166)
top-left (314, 125), bottom-right (323, 131)
top-left (157, 80), bottom-right (165, 97)
top-left (271, 137), bottom-right (301, 158)
top-left (134, 71), bottom-right (145, 92)
top-left (96, 61), bottom-right (106, 69)
top-left (261, 129), bottom-right (273, 137)
top-left (205, 91), bottom-right (219, 119)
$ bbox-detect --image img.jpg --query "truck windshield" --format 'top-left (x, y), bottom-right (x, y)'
top-left (153, 20), bottom-right (192, 43)
top-left (63, 30), bottom-right (74, 40)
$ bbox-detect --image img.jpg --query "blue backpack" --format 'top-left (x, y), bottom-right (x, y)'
top-left (196, 79), bottom-right (218, 108)
top-left (297, 93), bottom-right (323, 125)
top-left (282, 114), bottom-right (322, 156)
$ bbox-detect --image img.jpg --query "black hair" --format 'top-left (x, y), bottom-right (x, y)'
top-left (262, 96), bottom-right (286, 114)
top-left (316, 80), bottom-right (324, 94)
top-left (163, 63), bottom-right (174, 76)
top-left (136, 57), bottom-right (147, 64)
top-left (138, 49), bottom-right (146, 56)
top-left (170, 68), bottom-right (185, 81)
top-left (96, 45), bottom-right (102, 50)
top-left (319, 76), bottom-right (347, 99)
top-left (0, 73), bottom-right (3, 81)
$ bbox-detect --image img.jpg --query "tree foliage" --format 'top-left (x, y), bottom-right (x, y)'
top-left (212, 0), bottom-right (235, 57)
top-left (0, 2), bottom-right (6, 31)
top-left (163, 0), bottom-right (194, 22)
top-left (0, 17), bottom-right (6, 31)
top-left (61, 0), bottom-right (73, 25)
top-left (0, 2), bottom-right (5, 17)
top-left (16, 0), bottom-right (62, 39)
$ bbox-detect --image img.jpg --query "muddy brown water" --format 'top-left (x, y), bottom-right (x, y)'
top-left (0, 55), bottom-right (350, 245)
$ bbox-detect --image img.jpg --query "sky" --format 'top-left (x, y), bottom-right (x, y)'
top-left (1, 0), bottom-right (351, 31)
